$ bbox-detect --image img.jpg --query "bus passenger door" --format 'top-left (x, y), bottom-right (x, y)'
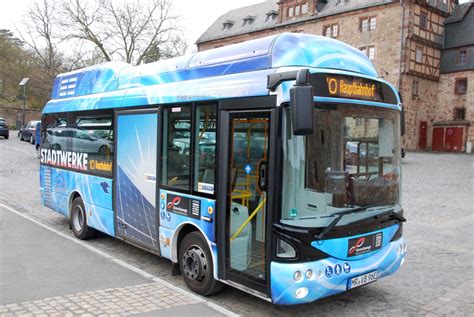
top-left (217, 97), bottom-right (277, 296)
top-left (114, 109), bottom-right (160, 253)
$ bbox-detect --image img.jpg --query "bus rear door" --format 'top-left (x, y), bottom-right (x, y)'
top-left (114, 109), bottom-right (160, 253)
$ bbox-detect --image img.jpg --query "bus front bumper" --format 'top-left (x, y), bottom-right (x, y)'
top-left (270, 237), bottom-right (406, 305)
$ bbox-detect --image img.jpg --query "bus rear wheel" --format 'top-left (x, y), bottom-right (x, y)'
top-left (70, 197), bottom-right (96, 240)
top-left (179, 231), bottom-right (223, 296)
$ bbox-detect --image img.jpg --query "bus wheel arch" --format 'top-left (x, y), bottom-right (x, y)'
top-left (172, 223), bottom-right (223, 296)
top-left (69, 192), bottom-right (96, 240)
top-left (69, 191), bottom-right (82, 218)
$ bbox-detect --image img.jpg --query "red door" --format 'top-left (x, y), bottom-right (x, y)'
top-left (444, 127), bottom-right (463, 152)
top-left (432, 127), bottom-right (444, 151)
top-left (418, 121), bottom-right (427, 150)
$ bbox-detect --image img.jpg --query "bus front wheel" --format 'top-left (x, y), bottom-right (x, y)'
top-left (70, 197), bottom-right (96, 240)
top-left (179, 231), bottom-right (223, 296)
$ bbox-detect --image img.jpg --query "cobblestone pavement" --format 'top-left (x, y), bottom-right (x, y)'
top-left (0, 135), bottom-right (473, 316)
top-left (0, 283), bottom-right (202, 316)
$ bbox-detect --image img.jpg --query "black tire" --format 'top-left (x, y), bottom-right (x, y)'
top-left (20, 134), bottom-right (24, 141)
top-left (70, 197), bottom-right (97, 240)
top-left (4, 135), bottom-right (8, 139)
top-left (179, 231), bottom-right (223, 296)
top-left (30, 135), bottom-right (34, 144)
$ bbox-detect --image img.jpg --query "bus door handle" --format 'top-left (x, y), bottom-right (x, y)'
top-left (258, 161), bottom-right (268, 192)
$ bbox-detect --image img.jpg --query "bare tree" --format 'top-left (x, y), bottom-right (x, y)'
top-left (60, 0), bottom-right (112, 62)
top-left (18, 0), bottom-right (63, 74)
top-left (60, 0), bottom-right (187, 65)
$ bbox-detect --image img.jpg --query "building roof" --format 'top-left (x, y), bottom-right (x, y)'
top-left (443, 2), bottom-right (473, 49)
top-left (445, 2), bottom-right (472, 24)
top-left (196, 0), bottom-right (397, 44)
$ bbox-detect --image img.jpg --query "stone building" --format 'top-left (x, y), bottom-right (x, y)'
top-left (196, 0), bottom-right (473, 152)
top-left (434, 3), bottom-right (473, 152)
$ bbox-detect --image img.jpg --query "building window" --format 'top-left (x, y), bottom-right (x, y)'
top-left (360, 46), bottom-right (376, 60)
top-left (324, 26), bottom-right (331, 37)
top-left (368, 46), bottom-right (376, 60)
top-left (412, 80), bottom-right (419, 96)
top-left (266, 11), bottom-right (278, 22)
top-left (458, 50), bottom-right (467, 64)
top-left (222, 21), bottom-right (234, 30)
top-left (288, 6), bottom-right (294, 17)
top-left (454, 108), bottom-right (466, 120)
top-left (242, 16), bottom-right (255, 27)
top-left (295, 5), bottom-right (301, 16)
top-left (416, 47), bottom-right (423, 63)
top-left (420, 12), bottom-right (428, 29)
top-left (369, 17), bottom-right (377, 30)
top-left (360, 17), bottom-right (376, 32)
top-left (323, 24), bottom-right (339, 38)
top-left (332, 24), bottom-right (339, 37)
top-left (301, 3), bottom-right (309, 14)
top-left (454, 78), bottom-right (467, 94)
top-left (360, 18), bottom-right (369, 32)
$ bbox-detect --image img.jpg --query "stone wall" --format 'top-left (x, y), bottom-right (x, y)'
top-left (436, 70), bottom-right (474, 152)
top-left (0, 106), bottom-right (42, 129)
top-left (399, 75), bottom-right (441, 150)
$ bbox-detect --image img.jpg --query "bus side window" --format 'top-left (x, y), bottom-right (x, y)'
top-left (162, 106), bottom-right (191, 190)
top-left (73, 112), bottom-right (113, 174)
top-left (194, 105), bottom-right (217, 194)
top-left (41, 114), bottom-right (67, 151)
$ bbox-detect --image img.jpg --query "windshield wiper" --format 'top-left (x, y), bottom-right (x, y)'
top-left (314, 204), bottom-right (390, 240)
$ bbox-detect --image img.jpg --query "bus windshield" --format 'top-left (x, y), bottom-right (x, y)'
top-left (281, 104), bottom-right (401, 228)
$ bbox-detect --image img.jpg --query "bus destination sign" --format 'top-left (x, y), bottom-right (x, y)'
top-left (310, 73), bottom-right (398, 105)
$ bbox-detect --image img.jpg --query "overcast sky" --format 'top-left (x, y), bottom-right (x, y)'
top-left (1, 0), bottom-right (471, 51)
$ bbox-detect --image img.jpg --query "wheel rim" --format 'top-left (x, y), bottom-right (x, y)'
top-left (182, 245), bottom-right (207, 281)
top-left (72, 205), bottom-right (84, 232)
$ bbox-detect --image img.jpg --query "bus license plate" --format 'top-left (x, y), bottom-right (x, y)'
top-left (348, 271), bottom-right (377, 289)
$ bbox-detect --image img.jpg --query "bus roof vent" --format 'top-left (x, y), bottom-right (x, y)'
top-left (51, 62), bottom-right (130, 100)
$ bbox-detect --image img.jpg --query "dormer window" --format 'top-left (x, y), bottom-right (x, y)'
top-left (266, 10), bottom-right (278, 22)
top-left (243, 15), bottom-right (255, 27)
top-left (223, 20), bottom-right (234, 30)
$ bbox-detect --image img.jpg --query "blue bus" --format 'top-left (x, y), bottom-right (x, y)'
top-left (39, 33), bottom-right (406, 305)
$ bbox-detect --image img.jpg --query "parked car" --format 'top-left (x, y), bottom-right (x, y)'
top-left (0, 118), bottom-right (9, 139)
top-left (20, 120), bottom-right (40, 144)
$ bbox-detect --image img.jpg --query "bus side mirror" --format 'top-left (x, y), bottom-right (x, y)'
top-left (290, 69), bottom-right (314, 135)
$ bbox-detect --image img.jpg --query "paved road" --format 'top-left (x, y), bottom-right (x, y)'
top-left (0, 206), bottom-right (228, 317)
top-left (0, 134), bottom-right (473, 316)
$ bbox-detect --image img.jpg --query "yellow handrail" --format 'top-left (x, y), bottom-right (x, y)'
top-left (230, 197), bottom-right (267, 241)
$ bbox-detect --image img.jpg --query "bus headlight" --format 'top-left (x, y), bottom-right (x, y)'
top-left (305, 269), bottom-right (313, 279)
top-left (295, 287), bottom-right (308, 299)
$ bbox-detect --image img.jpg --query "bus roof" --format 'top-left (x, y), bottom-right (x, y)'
top-left (45, 33), bottom-right (384, 113)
